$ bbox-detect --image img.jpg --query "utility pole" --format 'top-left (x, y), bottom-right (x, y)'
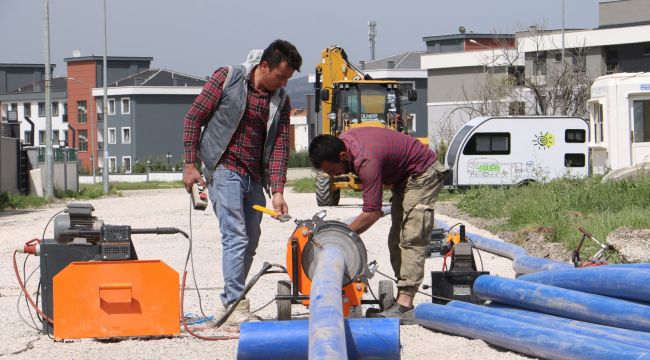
top-left (562, 0), bottom-right (564, 66)
top-left (43, 0), bottom-right (53, 199)
top-left (102, 0), bottom-right (109, 194)
top-left (368, 20), bottom-right (377, 61)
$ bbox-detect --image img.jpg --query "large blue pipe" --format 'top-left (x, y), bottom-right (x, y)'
top-left (434, 219), bottom-right (572, 275)
top-left (308, 246), bottom-right (348, 360)
top-left (447, 301), bottom-right (650, 351)
top-left (237, 318), bottom-right (400, 360)
top-left (414, 303), bottom-right (650, 360)
top-left (473, 275), bottom-right (650, 332)
top-left (519, 267), bottom-right (650, 303)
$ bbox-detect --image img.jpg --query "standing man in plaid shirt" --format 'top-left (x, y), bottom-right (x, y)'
top-left (183, 40), bottom-right (302, 325)
top-left (308, 128), bottom-right (448, 324)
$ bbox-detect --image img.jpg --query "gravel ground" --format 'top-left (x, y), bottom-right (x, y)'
top-left (0, 188), bottom-right (527, 359)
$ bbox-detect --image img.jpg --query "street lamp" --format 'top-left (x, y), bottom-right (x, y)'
top-left (166, 152), bottom-right (172, 169)
top-left (66, 76), bottom-right (98, 183)
top-left (469, 39), bottom-right (496, 73)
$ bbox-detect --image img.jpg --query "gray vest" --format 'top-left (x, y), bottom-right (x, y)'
top-left (197, 65), bottom-right (287, 195)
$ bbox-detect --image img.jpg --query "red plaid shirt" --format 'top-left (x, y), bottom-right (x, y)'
top-left (183, 66), bottom-right (291, 194)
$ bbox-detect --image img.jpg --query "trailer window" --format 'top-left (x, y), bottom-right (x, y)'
top-left (565, 129), bottom-right (586, 143)
top-left (463, 133), bottom-right (510, 155)
top-left (565, 153), bottom-right (585, 167)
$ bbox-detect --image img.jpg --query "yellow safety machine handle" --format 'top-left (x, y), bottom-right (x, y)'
top-left (252, 205), bottom-right (292, 222)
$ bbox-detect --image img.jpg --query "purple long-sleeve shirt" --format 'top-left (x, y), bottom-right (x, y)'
top-left (340, 128), bottom-right (436, 212)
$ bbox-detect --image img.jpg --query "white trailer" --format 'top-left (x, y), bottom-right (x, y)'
top-left (444, 116), bottom-right (589, 188)
top-left (588, 72), bottom-right (650, 174)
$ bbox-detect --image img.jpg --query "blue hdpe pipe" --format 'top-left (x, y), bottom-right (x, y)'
top-left (414, 303), bottom-right (650, 360)
top-left (308, 246), bottom-right (348, 360)
top-left (519, 266), bottom-right (650, 303)
top-left (434, 219), bottom-right (572, 274)
top-left (447, 301), bottom-right (650, 351)
top-left (237, 318), bottom-right (400, 360)
top-left (473, 275), bottom-right (650, 332)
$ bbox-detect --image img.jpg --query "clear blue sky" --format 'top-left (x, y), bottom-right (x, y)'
top-left (1, 0), bottom-right (601, 79)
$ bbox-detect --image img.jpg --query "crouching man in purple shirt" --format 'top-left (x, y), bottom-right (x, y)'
top-left (308, 127), bottom-right (448, 323)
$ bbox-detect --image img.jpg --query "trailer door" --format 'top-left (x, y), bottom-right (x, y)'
top-left (632, 99), bottom-right (650, 166)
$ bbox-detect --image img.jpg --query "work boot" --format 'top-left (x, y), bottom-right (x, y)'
top-left (367, 302), bottom-right (415, 325)
top-left (225, 299), bottom-right (262, 326)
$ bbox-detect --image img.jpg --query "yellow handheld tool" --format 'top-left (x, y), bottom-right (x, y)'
top-left (252, 205), bottom-right (292, 222)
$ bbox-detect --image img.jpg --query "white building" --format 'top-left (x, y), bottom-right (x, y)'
top-left (0, 77), bottom-right (69, 147)
top-left (589, 72), bottom-right (650, 173)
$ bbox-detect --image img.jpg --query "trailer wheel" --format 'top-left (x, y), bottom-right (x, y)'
top-left (315, 173), bottom-right (340, 206)
top-left (277, 280), bottom-right (292, 321)
top-left (378, 280), bottom-right (395, 311)
top-left (517, 179), bottom-right (536, 187)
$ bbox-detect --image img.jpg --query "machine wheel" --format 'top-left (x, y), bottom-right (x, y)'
top-left (276, 280), bottom-right (292, 321)
top-left (315, 173), bottom-right (340, 206)
top-left (378, 280), bottom-right (395, 311)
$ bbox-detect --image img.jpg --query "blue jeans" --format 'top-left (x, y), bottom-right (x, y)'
top-left (208, 166), bottom-right (266, 306)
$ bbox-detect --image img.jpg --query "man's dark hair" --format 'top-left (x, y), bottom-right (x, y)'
top-left (308, 135), bottom-right (346, 168)
top-left (261, 39), bottom-right (302, 72)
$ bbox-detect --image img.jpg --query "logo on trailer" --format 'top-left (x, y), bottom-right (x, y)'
top-left (533, 132), bottom-right (555, 150)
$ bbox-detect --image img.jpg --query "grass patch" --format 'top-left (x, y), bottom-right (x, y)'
top-left (287, 178), bottom-right (316, 193)
top-left (455, 176), bottom-right (650, 257)
top-left (1, 181), bottom-right (185, 211)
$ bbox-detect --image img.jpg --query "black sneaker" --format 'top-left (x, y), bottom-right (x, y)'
top-left (367, 303), bottom-right (415, 325)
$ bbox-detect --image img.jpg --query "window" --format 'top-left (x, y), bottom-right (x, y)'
top-left (554, 53), bottom-right (562, 62)
top-left (53, 130), bottom-right (59, 143)
top-left (122, 156), bottom-right (132, 173)
top-left (508, 102), bottom-right (526, 116)
top-left (533, 53), bottom-right (547, 76)
top-left (38, 102), bottom-right (45, 117)
top-left (109, 156), bottom-right (117, 173)
top-left (62, 103), bottom-right (68, 122)
top-left (463, 133), bottom-right (510, 155)
top-left (77, 101), bottom-right (87, 123)
top-left (121, 98), bottom-right (130, 114)
top-left (23, 131), bottom-right (32, 145)
top-left (39, 130), bottom-right (46, 145)
top-left (108, 128), bottom-right (116, 144)
top-left (52, 102), bottom-right (59, 116)
top-left (606, 50), bottom-right (619, 74)
top-left (593, 103), bottom-right (604, 143)
top-left (23, 103), bottom-right (31, 118)
top-left (565, 129), bottom-right (586, 143)
top-left (63, 130), bottom-right (68, 146)
top-left (78, 130), bottom-right (88, 152)
top-left (565, 153), bottom-right (586, 167)
top-left (122, 127), bottom-right (131, 144)
top-left (633, 100), bottom-right (650, 143)
top-left (108, 99), bottom-right (116, 115)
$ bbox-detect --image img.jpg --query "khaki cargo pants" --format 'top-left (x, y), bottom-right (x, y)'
top-left (388, 162), bottom-right (447, 297)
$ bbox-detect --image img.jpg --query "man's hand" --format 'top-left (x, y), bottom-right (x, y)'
top-left (348, 210), bottom-right (383, 234)
top-left (183, 163), bottom-right (205, 193)
top-left (271, 192), bottom-right (288, 215)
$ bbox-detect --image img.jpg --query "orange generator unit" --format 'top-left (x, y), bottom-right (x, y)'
top-left (35, 203), bottom-right (180, 340)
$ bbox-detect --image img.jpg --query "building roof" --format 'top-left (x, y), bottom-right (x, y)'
top-left (361, 51), bottom-right (427, 70)
top-left (7, 77), bottom-right (67, 93)
top-left (108, 69), bottom-right (206, 87)
top-left (422, 33), bottom-right (515, 43)
top-left (0, 63), bottom-right (56, 69)
top-left (63, 56), bottom-right (153, 63)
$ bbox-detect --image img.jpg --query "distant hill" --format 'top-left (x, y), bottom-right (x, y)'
top-left (285, 75), bottom-right (313, 109)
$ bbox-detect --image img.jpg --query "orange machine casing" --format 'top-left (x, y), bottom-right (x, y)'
top-left (53, 260), bottom-right (180, 340)
top-left (286, 224), bottom-right (365, 316)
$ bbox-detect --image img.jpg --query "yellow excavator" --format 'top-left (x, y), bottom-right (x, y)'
top-left (313, 45), bottom-right (418, 206)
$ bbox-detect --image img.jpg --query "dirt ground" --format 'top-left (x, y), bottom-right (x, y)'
top-left (0, 188), bottom-right (528, 359)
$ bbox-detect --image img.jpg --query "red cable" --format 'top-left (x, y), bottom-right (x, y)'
top-left (180, 271), bottom-right (238, 341)
top-left (13, 250), bottom-right (53, 324)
